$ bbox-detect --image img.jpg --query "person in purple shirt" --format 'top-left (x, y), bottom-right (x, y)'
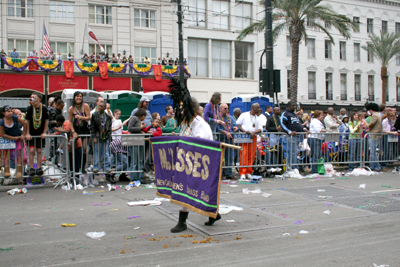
top-left (203, 92), bottom-right (225, 132)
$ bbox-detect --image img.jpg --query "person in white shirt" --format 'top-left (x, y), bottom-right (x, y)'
top-left (256, 107), bottom-right (267, 131)
top-left (29, 50), bottom-right (38, 57)
top-left (236, 103), bottom-right (263, 179)
top-left (324, 107), bottom-right (342, 143)
top-left (308, 110), bottom-right (326, 173)
top-left (56, 52), bottom-right (62, 71)
top-left (111, 109), bottom-right (123, 140)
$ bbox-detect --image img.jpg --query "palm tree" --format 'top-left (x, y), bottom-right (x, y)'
top-left (238, 0), bottom-right (357, 104)
top-left (362, 31), bottom-right (400, 105)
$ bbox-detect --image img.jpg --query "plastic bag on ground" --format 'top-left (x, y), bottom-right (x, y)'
top-left (359, 184), bottom-right (366, 189)
top-left (86, 231), bottom-right (106, 239)
top-left (323, 210), bottom-right (331, 215)
top-left (345, 168), bottom-right (375, 176)
top-left (45, 167), bottom-right (64, 179)
top-left (324, 163), bottom-right (336, 175)
top-left (317, 158), bottom-right (325, 174)
top-left (219, 204), bottom-right (243, 215)
top-left (299, 230), bottom-right (309, 234)
top-left (243, 187), bottom-right (262, 194)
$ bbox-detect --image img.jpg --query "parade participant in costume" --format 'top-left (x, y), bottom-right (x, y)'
top-left (0, 106), bottom-right (27, 179)
top-left (203, 92), bottom-right (225, 133)
top-left (168, 79), bottom-right (220, 233)
top-left (68, 91), bottom-right (91, 173)
top-left (25, 93), bottom-right (49, 176)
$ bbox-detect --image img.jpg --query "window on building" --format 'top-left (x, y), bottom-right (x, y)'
top-left (340, 73), bottom-right (347, 100)
top-left (187, 0), bottom-right (206, 27)
top-left (340, 41), bottom-right (346, 60)
top-left (325, 40), bottom-right (332, 59)
top-left (89, 44), bottom-right (112, 58)
top-left (50, 1), bottom-right (74, 22)
top-left (368, 75), bottom-right (375, 101)
top-left (134, 47), bottom-right (156, 63)
top-left (397, 53), bottom-right (400, 65)
top-left (50, 41), bottom-right (75, 60)
top-left (212, 0), bottom-right (229, 30)
top-left (307, 17), bottom-right (314, 27)
top-left (236, 2), bottom-right (251, 31)
top-left (354, 74), bottom-right (361, 101)
top-left (307, 38), bottom-right (315, 58)
top-left (397, 77), bottom-right (400, 102)
top-left (368, 48), bottom-right (374, 62)
top-left (382, 20), bottom-right (388, 33)
top-left (353, 17), bottom-right (360, 32)
top-left (7, 39), bottom-right (34, 58)
top-left (188, 39), bottom-right (208, 77)
top-left (286, 36), bottom-right (292, 56)
top-left (134, 9), bottom-right (156, 28)
top-left (287, 70), bottom-right (291, 98)
top-left (8, 0), bottom-right (33, 17)
top-left (235, 42), bottom-right (252, 78)
top-left (212, 40), bottom-right (230, 77)
top-left (354, 43), bottom-right (360, 61)
top-left (325, 21), bottom-right (331, 29)
top-left (367, 18), bottom-right (373, 34)
top-left (326, 73), bottom-right (333, 100)
top-left (396, 22), bottom-right (400, 34)
top-left (89, 5), bottom-right (112, 25)
top-left (308, 72), bottom-right (316, 99)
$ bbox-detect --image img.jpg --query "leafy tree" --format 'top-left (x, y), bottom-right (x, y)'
top-left (238, 0), bottom-right (357, 104)
top-left (362, 31), bottom-right (400, 104)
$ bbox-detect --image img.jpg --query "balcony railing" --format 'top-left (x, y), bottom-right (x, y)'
top-left (341, 94), bottom-right (347, 101)
top-left (326, 93), bottom-right (333, 100)
top-left (308, 93), bottom-right (316, 99)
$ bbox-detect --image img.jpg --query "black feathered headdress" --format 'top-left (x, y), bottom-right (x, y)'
top-left (168, 78), bottom-right (194, 127)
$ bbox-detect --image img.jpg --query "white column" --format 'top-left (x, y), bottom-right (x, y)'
top-left (208, 39), bottom-right (212, 78)
top-left (231, 40), bottom-right (235, 79)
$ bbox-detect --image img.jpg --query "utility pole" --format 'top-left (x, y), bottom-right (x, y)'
top-left (172, 0), bottom-right (185, 88)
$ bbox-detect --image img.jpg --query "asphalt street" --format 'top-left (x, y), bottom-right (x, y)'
top-left (1, 171), bottom-right (400, 267)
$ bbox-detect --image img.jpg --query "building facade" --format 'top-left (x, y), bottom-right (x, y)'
top-left (1, 0), bottom-right (400, 106)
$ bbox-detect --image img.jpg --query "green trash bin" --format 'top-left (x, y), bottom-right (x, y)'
top-left (107, 91), bottom-right (142, 129)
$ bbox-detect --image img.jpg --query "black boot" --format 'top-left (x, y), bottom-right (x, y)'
top-left (171, 211), bottom-right (189, 233)
top-left (106, 174), bottom-right (116, 184)
top-left (205, 213), bottom-right (221, 226)
top-left (81, 155), bottom-right (87, 174)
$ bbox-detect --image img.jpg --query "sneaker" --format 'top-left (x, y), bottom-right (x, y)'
top-left (57, 148), bottom-right (64, 155)
top-left (57, 163), bottom-right (63, 168)
top-left (240, 174), bottom-right (246, 180)
top-left (106, 175), bottom-right (116, 184)
top-left (87, 165), bottom-right (94, 173)
top-left (29, 168), bottom-right (36, 177)
top-left (36, 168), bottom-right (43, 176)
top-left (76, 184), bottom-right (84, 190)
top-left (93, 168), bottom-right (99, 174)
top-left (246, 173), bottom-right (252, 179)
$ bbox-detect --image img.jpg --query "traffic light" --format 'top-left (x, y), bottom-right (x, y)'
top-left (259, 68), bottom-right (281, 95)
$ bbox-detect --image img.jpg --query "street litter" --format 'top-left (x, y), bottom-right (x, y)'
top-left (134, 227), bottom-right (140, 230)
top-left (86, 231), bottom-right (106, 240)
top-left (29, 224), bottom-right (42, 227)
top-left (108, 209), bottom-right (119, 211)
top-left (323, 203), bottom-right (334, 206)
top-left (7, 188), bottom-right (27, 195)
top-left (0, 247), bottom-right (13, 252)
top-left (243, 187), bottom-right (262, 194)
top-left (359, 184), bottom-right (366, 189)
top-left (318, 196), bottom-right (333, 199)
top-left (229, 185), bottom-right (239, 187)
top-left (127, 200), bottom-right (162, 206)
top-left (372, 264), bottom-right (390, 267)
top-left (154, 197), bottom-right (170, 202)
top-left (76, 184), bottom-right (84, 190)
top-left (294, 220), bottom-right (303, 224)
top-left (317, 189), bottom-right (325, 192)
top-left (127, 216), bottom-right (141, 219)
top-left (83, 191), bottom-right (92, 195)
top-left (299, 230), bottom-right (309, 234)
top-left (323, 210), bottom-right (331, 215)
top-left (381, 185), bottom-right (391, 188)
top-left (283, 233), bottom-right (291, 236)
top-left (282, 169), bottom-right (333, 179)
top-left (61, 223), bottom-right (76, 227)
top-left (219, 204), bottom-right (243, 215)
top-left (144, 183), bottom-right (156, 189)
top-left (226, 220), bottom-right (235, 222)
top-left (262, 193), bottom-right (271, 198)
top-left (344, 168), bottom-right (376, 176)
top-left (93, 203), bottom-right (112, 206)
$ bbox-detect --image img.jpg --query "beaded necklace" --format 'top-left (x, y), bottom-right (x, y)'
top-left (33, 104), bottom-right (42, 130)
top-left (100, 113), bottom-right (107, 141)
top-left (211, 103), bottom-right (220, 120)
top-left (272, 115), bottom-right (280, 129)
top-left (75, 104), bottom-right (84, 127)
top-left (218, 114), bottom-right (231, 131)
top-left (180, 118), bottom-right (195, 136)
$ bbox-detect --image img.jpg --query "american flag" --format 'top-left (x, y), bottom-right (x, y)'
top-left (43, 24), bottom-right (51, 55)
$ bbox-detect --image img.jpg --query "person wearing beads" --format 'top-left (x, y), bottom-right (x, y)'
top-left (90, 102), bottom-right (115, 184)
top-left (0, 106), bottom-right (27, 179)
top-left (25, 93), bottom-right (49, 176)
top-left (216, 103), bottom-right (238, 179)
top-left (68, 91), bottom-right (91, 173)
top-left (203, 92), bottom-right (225, 133)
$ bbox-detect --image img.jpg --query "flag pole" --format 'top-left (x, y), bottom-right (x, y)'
top-left (80, 23), bottom-right (86, 55)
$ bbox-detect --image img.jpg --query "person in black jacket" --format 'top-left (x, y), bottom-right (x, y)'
top-left (90, 102), bottom-right (115, 183)
top-left (266, 106), bottom-right (283, 166)
top-left (280, 101), bottom-right (309, 170)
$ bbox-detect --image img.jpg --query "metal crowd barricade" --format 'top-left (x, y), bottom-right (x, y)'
top-left (365, 132), bottom-right (399, 169)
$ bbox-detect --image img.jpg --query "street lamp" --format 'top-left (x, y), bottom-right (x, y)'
top-left (171, 0), bottom-right (185, 87)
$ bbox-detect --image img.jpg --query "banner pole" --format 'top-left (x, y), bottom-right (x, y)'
top-left (144, 137), bottom-right (242, 150)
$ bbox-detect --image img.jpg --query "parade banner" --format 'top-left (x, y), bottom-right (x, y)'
top-left (151, 136), bottom-right (224, 218)
top-left (48, 75), bottom-right (88, 94)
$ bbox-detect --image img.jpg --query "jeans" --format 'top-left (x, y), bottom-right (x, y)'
top-left (308, 138), bottom-right (323, 173)
top-left (129, 145), bottom-right (144, 181)
top-left (381, 136), bottom-right (388, 168)
top-left (93, 140), bottom-right (111, 171)
top-left (348, 138), bottom-right (361, 170)
top-left (129, 65), bottom-right (133, 74)
top-left (110, 153), bottom-right (129, 172)
top-left (286, 135), bottom-right (303, 170)
top-left (368, 137), bottom-right (381, 171)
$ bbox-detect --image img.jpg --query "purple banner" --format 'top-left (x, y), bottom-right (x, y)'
top-left (151, 136), bottom-right (223, 218)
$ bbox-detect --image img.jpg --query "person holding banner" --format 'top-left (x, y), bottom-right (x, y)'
top-left (236, 103), bottom-right (263, 180)
top-left (0, 106), bottom-right (27, 179)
